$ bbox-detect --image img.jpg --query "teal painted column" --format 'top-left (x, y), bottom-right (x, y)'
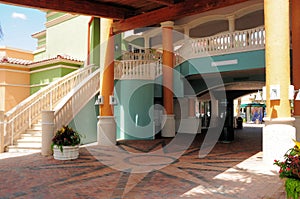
top-left (115, 80), bottom-right (154, 140)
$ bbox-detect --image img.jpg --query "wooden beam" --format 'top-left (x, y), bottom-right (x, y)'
top-left (148, 0), bottom-right (176, 6)
top-left (0, 0), bottom-right (131, 19)
top-left (113, 0), bottom-right (250, 33)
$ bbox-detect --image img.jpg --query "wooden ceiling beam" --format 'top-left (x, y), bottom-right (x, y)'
top-left (113, 0), bottom-right (250, 33)
top-left (147, 0), bottom-right (176, 6)
top-left (0, 0), bottom-right (131, 19)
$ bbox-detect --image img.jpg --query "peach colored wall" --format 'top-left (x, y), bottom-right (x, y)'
top-left (0, 65), bottom-right (30, 112)
top-left (0, 48), bottom-right (33, 60)
top-left (0, 87), bottom-right (4, 111)
top-left (5, 86), bottom-right (30, 111)
top-left (0, 70), bottom-right (4, 83)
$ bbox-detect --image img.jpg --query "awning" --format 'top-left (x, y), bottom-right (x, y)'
top-left (240, 103), bottom-right (266, 108)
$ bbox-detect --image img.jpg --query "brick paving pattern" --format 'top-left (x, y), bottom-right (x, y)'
top-left (0, 126), bottom-right (286, 199)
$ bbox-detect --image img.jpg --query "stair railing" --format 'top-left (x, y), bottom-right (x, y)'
top-left (53, 68), bottom-right (100, 131)
top-left (2, 64), bottom-right (98, 149)
top-left (41, 68), bottom-right (100, 155)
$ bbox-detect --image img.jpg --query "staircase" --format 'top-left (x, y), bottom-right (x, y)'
top-left (2, 64), bottom-right (100, 153)
top-left (2, 53), bottom-right (161, 153)
top-left (6, 122), bottom-right (42, 152)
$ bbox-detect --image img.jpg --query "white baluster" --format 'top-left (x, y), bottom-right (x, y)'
top-left (50, 92), bottom-right (53, 110)
top-left (29, 107), bottom-right (31, 127)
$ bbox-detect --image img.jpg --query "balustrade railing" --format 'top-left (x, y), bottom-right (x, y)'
top-left (115, 60), bottom-right (162, 80)
top-left (3, 64), bottom-right (99, 148)
top-left (53, 68), bottom-right (100, 132)
top-left (122, 51), bottom-right (162, 60)
top-left (175, 26), bottom-right (265, 64)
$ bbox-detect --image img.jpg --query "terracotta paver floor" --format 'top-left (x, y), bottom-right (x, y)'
top-left (0, 126), bottom-right (286, 199)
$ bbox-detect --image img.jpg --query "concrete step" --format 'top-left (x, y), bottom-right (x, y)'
top-left (25, 129), bottom-right (42, 134)
top-left (31, 123), bottom-right (42, 130)
top-left (19, 136), bottom-right (42, 142)
top-left (6, 120), bottom-right (43, 153)
top-left (15, 140), bottom-right (42, 148)
top-left (6, 146), bottom-right (41, 153)
top-left (22, 132), bottom-right (42, 137)
top-left (21, 132), bottom-right (42, 137)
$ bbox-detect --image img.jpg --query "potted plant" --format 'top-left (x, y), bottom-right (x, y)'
top-left (274, 139), bottom-right (300, 199)
top-left (51, 125), bottom-right (81, 160)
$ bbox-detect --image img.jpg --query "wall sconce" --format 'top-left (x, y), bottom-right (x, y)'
top-left (95, 95), bottom-right (103, 105)
top-left (270, 85), bottom-right (280, 100)
top-left (115, 44), bottom-right (119, 51)
top-left (256, 85), bottom-right (299, 101)
top-left (258, 85), bottom-right (300, 101)
top-left (109, 95), bottom-right (117, 105)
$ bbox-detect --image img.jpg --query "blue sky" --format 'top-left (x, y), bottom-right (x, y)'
top-left (0, 3), bottom-right (46, 51)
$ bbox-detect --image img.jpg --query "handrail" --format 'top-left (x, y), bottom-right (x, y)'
top-left (53, 68), bottom-right (100, 132)
top-left (3, 64), bottom-right (99, 148)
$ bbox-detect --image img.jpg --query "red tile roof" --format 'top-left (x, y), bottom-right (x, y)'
top-left (0, 54), bottom-right (83, 66)
top-left (28, 54), bottom-right (83, 66)
top-left (0, 56), bottom-right (33, 65)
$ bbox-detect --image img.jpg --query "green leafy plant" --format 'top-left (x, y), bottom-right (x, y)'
top-left (51, 125), bottom-right (81, 152)
top-left (274, 140), bottom-right (300, 199)
top-left (286, 178), bottom-right (300, 199)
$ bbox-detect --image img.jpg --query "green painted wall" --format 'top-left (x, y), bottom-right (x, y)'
top-left (154, 76), bottom-right (162, 97)
top-left (130, 38), bottom-right (144, 48)
top-left (114, 33), bottom-right (122, 60)
top-left (154, 74), bottom-right (184, 98)
top-left (30, 67), bottom-right (77, 94)
top-left (114, 80), bottom-right (154, 140)
top-left (186, 50), bottom-right (265, 75)
top-left (89, 18), bottom-right (100, 66)
top-left (121, 34), bottom-right (129, 52)
top-left (68, 96), bottom-right (98, 144)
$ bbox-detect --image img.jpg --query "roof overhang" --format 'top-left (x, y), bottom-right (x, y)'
top-left (0, 0), bottom-right (251, 33)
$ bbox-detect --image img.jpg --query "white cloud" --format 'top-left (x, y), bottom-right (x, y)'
top-left (11, 12), bottom-right (27, 20)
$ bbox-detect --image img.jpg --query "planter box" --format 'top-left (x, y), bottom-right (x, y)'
top-left (53, 145), bottom-right (79, 160)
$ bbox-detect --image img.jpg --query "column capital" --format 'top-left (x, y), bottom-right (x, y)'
top-left (160, 21), bottom-right (174, 28)
top-left (226, 14), bottom-right (236, 20)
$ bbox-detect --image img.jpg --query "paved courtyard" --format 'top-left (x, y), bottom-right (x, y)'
top-left (0, 126), bottom-right (285, 199)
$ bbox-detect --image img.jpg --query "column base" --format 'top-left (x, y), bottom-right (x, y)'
top-left (175, 118), bottom-right (200, 134)
top-left (263, 117), bottom-right (295, 165)
top-left (97, 116), bottom-right (116, 146)
top-left (41, 111), bottom-right (55, 156)
top-left (162, 114), bottom-right (175, 137)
